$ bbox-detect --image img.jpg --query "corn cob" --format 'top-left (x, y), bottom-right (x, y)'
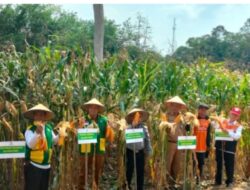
top-left (1, 117), bottom-right (14, 133)
top-left (20, 100), bottom-right (28, 113)
top-left (5, 101), bottom-right (18, 117)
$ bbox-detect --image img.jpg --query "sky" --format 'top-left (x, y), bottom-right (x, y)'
top-left (60, 4), bottom-right (250, 55)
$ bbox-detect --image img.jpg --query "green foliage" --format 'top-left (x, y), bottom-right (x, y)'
top-left (0, 5), bottom-right (162, 61)
top-left (0, 46), bottom-right (249, 118)
top-left (174, 23), bottom-right (250, 71)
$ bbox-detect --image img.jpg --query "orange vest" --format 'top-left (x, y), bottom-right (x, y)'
top-left (223, 120), bottom-right (238, 131)
top-left (194, 118), bottom-right (210, 152)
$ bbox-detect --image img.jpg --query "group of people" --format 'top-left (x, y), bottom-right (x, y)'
top-left (23, 96), bottom-right (243, 190)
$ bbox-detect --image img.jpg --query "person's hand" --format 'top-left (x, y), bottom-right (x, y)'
top-left (34, 121), bottom-right (44, 134)
top-left (210, 116), bottom-right (220, 122)
top-left (78, 117), bottom-right (85, 128)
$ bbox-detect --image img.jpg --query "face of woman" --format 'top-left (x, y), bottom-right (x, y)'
top-left (132, 112), bottom-right (142, 126)
top-left (229, 113), bottom-right (240, 122)
top-left (33, 111), bottom-right (47, 121)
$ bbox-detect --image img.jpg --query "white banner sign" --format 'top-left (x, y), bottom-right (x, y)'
top-left (0, 141), bottom-right (25, 159)
top-left (125, 128), bottom-right (144, 144)
top-left (77, 128), bottom-right (98, 144)
top-left (215, 129), bottom-right (234, 141)
top-left (177, 136), bottom-right (197, 150)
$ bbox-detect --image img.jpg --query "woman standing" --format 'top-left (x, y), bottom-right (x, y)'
top-left (125, 108), bottom-right (152, 190)
top-left (24, 104), bottom-right (62, 190)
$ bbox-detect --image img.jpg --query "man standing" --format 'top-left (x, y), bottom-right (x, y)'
top-left (78, 98), bottom-right (114, 190)
top-left (159, 96), bottom-right (188, 188)
top-left (194, 103), bottom-right (211, 182)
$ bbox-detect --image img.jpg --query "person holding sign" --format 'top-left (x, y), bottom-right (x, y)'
top-left (23, 104), bottom-right (64, 190)
top-left (213, 107), bottom-right (243, 187)
top-left (159, 96), bottom-right (190, 188)
top-left (125, 108), bottom-right (152, 190)
top-left (193, 103), bottom-right (211, 181)
top-left (78, 98), bottom-right (114, 190)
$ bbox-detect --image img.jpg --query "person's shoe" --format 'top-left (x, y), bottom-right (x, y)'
top-left (213, 182), bottom-right (221, 186)
top-left (226, 183), bottom-right (234, 188)
top-left (195, 176), bottom-right (200, 185)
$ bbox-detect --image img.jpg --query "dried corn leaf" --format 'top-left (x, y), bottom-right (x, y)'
top-left (0, 101), bottom-right (5, 112)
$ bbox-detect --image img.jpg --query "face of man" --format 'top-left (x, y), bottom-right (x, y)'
top-left (33, 111), bottom-right (47, 121)
top-left (167, 103), bottom-right (184, 121)
top-left (198, 107), bottom-right (208, 118)
top-left (88, 105), bottom-right (99, 120)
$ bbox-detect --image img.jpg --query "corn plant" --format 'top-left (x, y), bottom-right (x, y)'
top-left (0, 45), bottom-right (250, 189)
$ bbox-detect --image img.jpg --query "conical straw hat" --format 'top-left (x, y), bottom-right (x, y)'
top-left (23, 104), bottom-right (54, 120)
top-left (125, 108), bottom-right (149, 124)
top-left (82, 98), bottom-right (105, 113)
top-left (165, 96), bottom-right (186, 108)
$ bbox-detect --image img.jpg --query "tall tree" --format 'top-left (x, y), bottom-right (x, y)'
top-left (93, 4), bottom-right (104, 62)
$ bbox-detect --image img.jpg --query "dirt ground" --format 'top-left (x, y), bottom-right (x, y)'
top-left (98, 144), bottom-right (250, 190)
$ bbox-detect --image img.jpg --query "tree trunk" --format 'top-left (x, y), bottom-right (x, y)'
top-left (93, 4), bottom-right (104, 62)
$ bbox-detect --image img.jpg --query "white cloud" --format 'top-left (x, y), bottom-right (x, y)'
top-left (160, 4), bottom-right (206, 20)
top-left (213, 4), bottom-right (250, 32)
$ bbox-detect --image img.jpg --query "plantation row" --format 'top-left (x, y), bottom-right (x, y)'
top-left (0, 46), bottom-right (250, 189)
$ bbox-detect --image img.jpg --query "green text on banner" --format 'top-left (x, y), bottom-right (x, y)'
top-left (177, 136), bottom-right (197, 150)
top-left (125, 128), bottom-right (144, 144)
top-left (0, 141), bottom-right (25, 159)
top-left (215, 129), bottom-right (233, 141)
top-left (77, 128), bottom-right (98, 144)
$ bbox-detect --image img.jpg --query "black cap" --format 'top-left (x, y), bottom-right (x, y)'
top-left (198, 103), bottom-right (209, 109)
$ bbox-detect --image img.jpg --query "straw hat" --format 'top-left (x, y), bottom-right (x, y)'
top-left (125, 108), bottom-right (149, 124)
top-left (82, 98), bottom-right (105, 113)
top-left (164, 96), bottom-right (187, 109)
top-left (23, 104), bottom-right (54, 120)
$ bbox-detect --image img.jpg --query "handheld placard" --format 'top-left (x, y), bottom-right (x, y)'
top-left (177, 136), bottom-right (197, 150)
top-left (0, 141), bottom-right (25, 159)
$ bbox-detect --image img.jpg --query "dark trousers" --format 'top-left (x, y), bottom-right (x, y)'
top-left (196, 152), bottom-right (206, 177)
top-left (126, 148), bottom-right (145, 190)
top-left (215, 147), bottom-right (235, 185)
top-left (24, 162), bottom-right (50, 190)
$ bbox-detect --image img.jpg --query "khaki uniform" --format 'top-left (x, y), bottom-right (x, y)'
top-left (160, 115), bottom-right (186, 185)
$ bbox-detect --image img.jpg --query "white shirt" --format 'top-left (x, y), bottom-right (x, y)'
top-left (25, 125), bottom-right (58, 169)
top-left (227, 120), bottom-right (243, 140)
top-left (211, 120), bottom-right (242, 141)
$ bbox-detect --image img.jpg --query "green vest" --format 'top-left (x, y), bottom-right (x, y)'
top-left (79, 115), bottom-right (107, 155)
top-left (25, 124), bottom-right (53, 165)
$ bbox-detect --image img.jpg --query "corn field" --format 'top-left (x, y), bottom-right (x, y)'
top-left (0, 46), bottom-right (250, 189)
